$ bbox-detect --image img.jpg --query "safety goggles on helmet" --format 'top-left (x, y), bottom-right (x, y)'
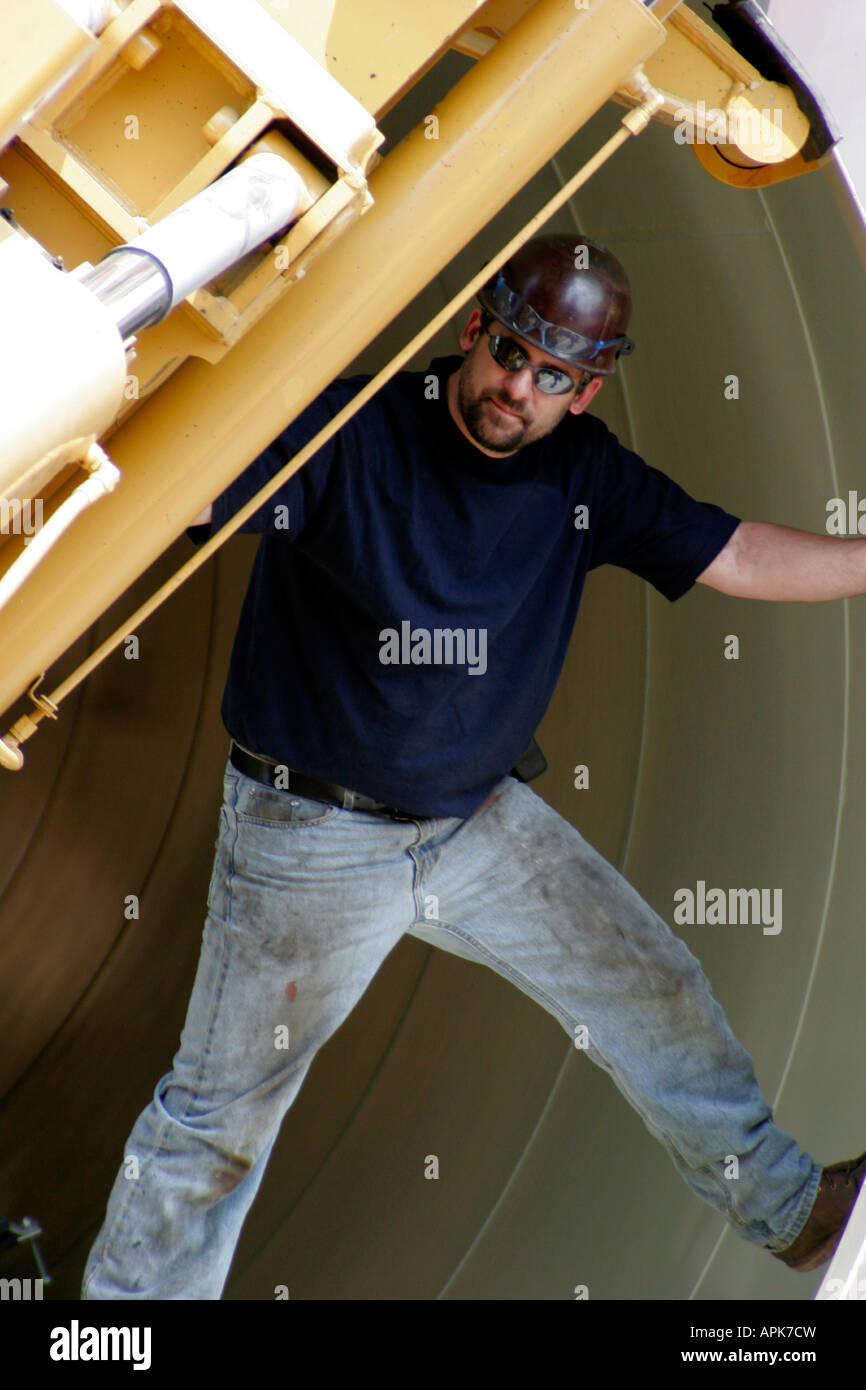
top-left (484, 328), bottom-right (586, 395)
top-left (484, 269), bottom-right (634, 366)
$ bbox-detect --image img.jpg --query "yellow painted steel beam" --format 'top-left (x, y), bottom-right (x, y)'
top-left (0, 0), bottom-right (665, 727)
top-left (459, 0), bottom-right (816, 183)
top-left (0, 91), bottom-right (664, 767)
top-left (276, 0), bottom-right (491, 117)
top-left (0, 0), bottom-right (96, 149)
top-left (637, 7), bottom-right (811, 169)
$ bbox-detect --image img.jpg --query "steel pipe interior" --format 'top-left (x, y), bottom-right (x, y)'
top-left (0, 53), bottom-right (863, 1301)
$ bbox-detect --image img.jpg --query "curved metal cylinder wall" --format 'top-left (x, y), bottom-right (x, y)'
top-left (0, 71), bottom-right (863, 1300)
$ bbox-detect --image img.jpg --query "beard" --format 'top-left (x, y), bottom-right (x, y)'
top-left (455, 346), bottom-right (574, 454)
top-left (456, 367), bottom-right (531, 454)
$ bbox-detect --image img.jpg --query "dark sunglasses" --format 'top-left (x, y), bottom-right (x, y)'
top-left (484, 328), bottom-right (587, 395)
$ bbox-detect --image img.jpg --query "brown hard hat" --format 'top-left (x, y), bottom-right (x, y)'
top-left (477, 233), bottom-right (634, 376)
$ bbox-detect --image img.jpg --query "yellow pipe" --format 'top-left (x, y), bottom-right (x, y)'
top-left (0, 0), bottom-right (664, 724)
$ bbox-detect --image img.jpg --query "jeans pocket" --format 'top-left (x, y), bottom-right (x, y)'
top-left (234, 778), bottom-right (339, 829)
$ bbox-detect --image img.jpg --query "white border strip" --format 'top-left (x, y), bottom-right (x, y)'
top-left (814, 1176), bottom-right (866, 1300)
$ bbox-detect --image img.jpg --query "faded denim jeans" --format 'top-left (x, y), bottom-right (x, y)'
top-left (82, 753), bottom-right (821, 1299)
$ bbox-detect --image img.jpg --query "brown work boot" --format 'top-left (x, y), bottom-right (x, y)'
top-left (772, 1150), bottom-right (866, 1271)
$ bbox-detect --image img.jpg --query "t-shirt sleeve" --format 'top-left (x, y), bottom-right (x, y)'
top-left (184, 377), bottom-right (362, 546)
top-left (587, 428), bottom-right (741, 602)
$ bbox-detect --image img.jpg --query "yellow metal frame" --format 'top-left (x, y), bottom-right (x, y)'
top-left (0, 90), bottom-right (664, 768)
top-left (0, 0), bottom-right (832, 763)
top-left (4, 0), bottom-right (385, 407)
top-left (0, 0), bottom-right (96, 149)
top-left (457, 0), bottom-right (816, 182)
top-left (0, 0), bottom-right (666, 743)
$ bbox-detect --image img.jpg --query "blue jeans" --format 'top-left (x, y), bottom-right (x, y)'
top-left (82, 754), bottom-right (821, 1299)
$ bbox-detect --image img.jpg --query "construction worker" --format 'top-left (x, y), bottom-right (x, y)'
top-left (82, 233), bottom-right (865, 1299)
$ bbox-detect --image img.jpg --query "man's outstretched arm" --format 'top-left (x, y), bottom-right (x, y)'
top-left (696, 521), bottom-right (866, 601)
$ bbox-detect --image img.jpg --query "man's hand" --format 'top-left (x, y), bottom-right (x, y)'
top-left (190, 504), bottom-right (213, 526)
top-left (697, 520), bottom-right (866, 601)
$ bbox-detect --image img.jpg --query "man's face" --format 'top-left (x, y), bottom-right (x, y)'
top-left (447, 308), bottom-right (604, 457)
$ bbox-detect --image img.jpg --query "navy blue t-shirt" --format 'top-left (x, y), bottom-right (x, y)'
top-left (187, 354), bottom-right (740, 816)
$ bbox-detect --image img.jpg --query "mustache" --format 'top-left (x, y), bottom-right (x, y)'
top-left (486, 393), bottom-right (528, 419)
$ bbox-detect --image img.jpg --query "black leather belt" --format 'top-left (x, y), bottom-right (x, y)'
top-left (229, 742), bottom-right (427, 820)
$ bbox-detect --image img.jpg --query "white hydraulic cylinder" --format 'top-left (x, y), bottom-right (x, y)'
top-left (0, 234), bottom-right (127, 502)
top-left (1, 151), bottom-right (306, 513)
top-left (53, 0), bottom-right (115, 33)
top-left (121, 152), bottom-right (306, 311)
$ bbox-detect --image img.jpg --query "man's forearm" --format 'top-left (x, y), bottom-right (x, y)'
top-left (698, 520), bottom-right (866, 601)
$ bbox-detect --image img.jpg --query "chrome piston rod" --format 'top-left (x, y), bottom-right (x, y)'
top-left (79, 152), bottom-right (306, 338)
